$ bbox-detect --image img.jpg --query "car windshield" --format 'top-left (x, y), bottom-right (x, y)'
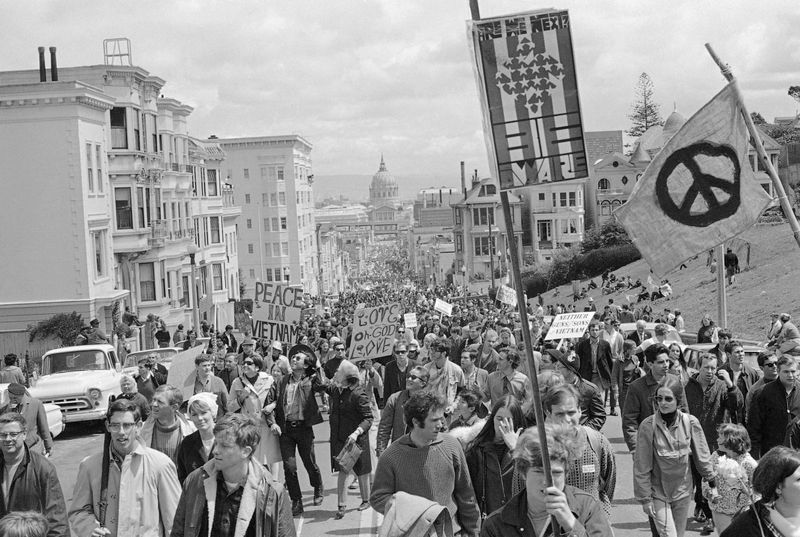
top-left (44, 350), bottom-right (109, 374)
top-left (124, 350), bottom-right (177, 368)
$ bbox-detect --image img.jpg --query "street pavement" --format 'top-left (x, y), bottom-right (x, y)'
top-left (51, 413), bottom-right (713, 536)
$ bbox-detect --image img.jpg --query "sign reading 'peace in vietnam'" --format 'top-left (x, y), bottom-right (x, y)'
top-left (655, 141), bottom-right (742, 227)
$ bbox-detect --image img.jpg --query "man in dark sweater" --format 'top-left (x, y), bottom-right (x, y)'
top-left (370, 391), bottom-right (480, 536)
top-left (748, 355), bottom-right (800, 458)
top-left (382, 342), bottom-right (417, 400)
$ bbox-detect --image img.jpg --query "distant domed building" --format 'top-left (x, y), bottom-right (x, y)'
top-left (635, 108), bottom-right (687, 158)
top-left (369, 155), bottom-right (399, 206)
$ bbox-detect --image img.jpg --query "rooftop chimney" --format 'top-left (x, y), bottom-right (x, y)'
top-left (460, 161), bottom-right (466, 196)
top-left (38, 47), bottom-right (46, 82)
top-left (49, 47), bottom-right (58, 81)
top-left (472, 169), bottom-right (480, 188)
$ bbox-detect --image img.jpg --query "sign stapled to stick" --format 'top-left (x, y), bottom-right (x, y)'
top-left (350, 303), bottom-right (402, 362)
top-left (434, 298), bottom-right (453, 316)
top-left (404, 312), bottom-right (418, 329)
top-left (251, 282), bottom-right (303, 344)
top-left (544, 311), bottom-right (596, 340)
top-left (497, 284), bottom-right (518, 307)
top-left (468, 8), bottom-right (588, 190)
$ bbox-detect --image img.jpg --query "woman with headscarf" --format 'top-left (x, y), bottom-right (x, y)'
top-left (175, 392), bottom-right (218, 484)
top-left (228, 353), bottom-right (282, 478)
top-left (326, 359), bottom-right (373, 519)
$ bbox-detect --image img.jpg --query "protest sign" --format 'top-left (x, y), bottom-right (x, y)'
top-left (404, 312), bottom-right (418, 329)
top-left (350, 303), bottom-right (402, 361)
top-left (434, 298), bottom-right (453, 316)
top-left (167, 344), bottom-right (207, 399)
top-left (497, 285), bottom-right (517, 307)
top-left (251, 282), bottom-right (303, 343)
top-left (544, 312), bottom-right (596, 340)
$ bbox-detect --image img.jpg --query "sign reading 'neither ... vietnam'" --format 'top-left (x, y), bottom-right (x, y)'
top-left (544, 312), bottom-right (596, 340)
top-left (350, 303), bottom-right (402, 362)
top-left (469, 9), bottom-right (587, 190)
top-left (251, 282), bottom-right (303, 343)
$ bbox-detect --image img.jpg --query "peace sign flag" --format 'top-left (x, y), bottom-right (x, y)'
top-left (615, 83), bottom-right (771, 277)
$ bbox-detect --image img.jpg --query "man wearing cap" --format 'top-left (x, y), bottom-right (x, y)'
top-left (236, 337), bottom-right (261, 368)
top-left (219, 324), bottom-right (237, 353)
top-left (548, 349), bottom-right (607, 432)
top-left (269, 341), bottom-right (290, 373)
top-left (86, 318), bottom-right (110, 345)
top-left (0, 384), bottom-right (53, 457)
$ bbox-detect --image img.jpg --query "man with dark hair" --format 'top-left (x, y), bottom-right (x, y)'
top-left (720, 341), bottom-right (762, 424)
top-left (549, 348), bottom-right (607, 431)
top-left (576, 322), bottom-right (614, 392)
top-left (382, 342), bottom-right (418, 400)
top-left (424, 339), bottom-right (465, 409)
top-left (371, 391), bottom-right (480, 537)
top-left (0, 354), bottom-right (25, 385)
top-left (0, 412), bottom-right (67, 537)
top-left (69, 400), bottom-right (181, 537)
top-left (709, 329), bottom-right (732, 366)
top-left (0, 385), bottom-right (52, 457)
top-left (182, 354), bottom-right (228, 418)
top-left (136, 355), bottom-right (164, 403)
top-left (172, 414), bottom-right (295, 537)
top-left (622, 344), bottom-right (688, 452)
top-left (748, 355), bottom-right (800, 458)
top-left (376, 365), bottom-right (429, 456)
top-left (141, 384), bottom-right (196, 463)
top-left (219, 324), bottom-right (238, 353)
top-left (484, 348), bottom-right (532, 408)
top-left (745, 352), bottom-right (779, 413)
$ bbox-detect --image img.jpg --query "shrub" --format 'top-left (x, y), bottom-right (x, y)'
top-left (28, 312), bottom-right (84, 346)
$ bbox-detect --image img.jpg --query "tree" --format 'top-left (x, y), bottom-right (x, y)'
top-left (627, 72), bottom-right (664, 137)
top-left (751, 111), bottom-right (767, 125)
top-left (789, 86), bottom-right (800, 103)
top-left (28, 312), bottom-right (84, 346)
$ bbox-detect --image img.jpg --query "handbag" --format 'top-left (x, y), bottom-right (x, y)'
top-left (335, 441), bottom-right (363, 473)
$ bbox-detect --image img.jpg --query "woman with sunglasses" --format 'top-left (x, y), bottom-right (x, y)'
top-left (634, 377), bottom-right (715, 537)
top-left (228, 354), bottom-right (282, 478)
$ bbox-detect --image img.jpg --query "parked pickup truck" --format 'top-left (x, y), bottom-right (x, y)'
top-left (30, 344), bottom-right (122, 424)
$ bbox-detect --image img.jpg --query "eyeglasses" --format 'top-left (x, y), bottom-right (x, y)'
top-left (335, 347), bottom-right (345, 351)
top-left (763, 362), bottom-right (778, 368)
top-left (396, 350), bottom-right (408, 354)
top-left (655, 395), bottom-right (675, 402)
top-left (0, 432), bottom-right (23, 440)
top-left (107, 423), bottom-right (137, 432)
top-left (407, 375), bottom-right (424, 381)
top-left (243, 361), bottom-right (255, 366)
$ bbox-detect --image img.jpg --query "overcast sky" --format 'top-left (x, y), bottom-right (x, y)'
top-left (4, 1), bottom-right (800, 180)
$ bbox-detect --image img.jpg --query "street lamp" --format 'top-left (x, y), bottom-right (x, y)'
top-left (461, 264), bottom-right (467, 300)
top-left (187, 242), bottom-right (201, 333)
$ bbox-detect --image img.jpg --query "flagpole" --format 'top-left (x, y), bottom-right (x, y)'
top-left (705, 43), bottom-right (800, 251)
top-left (469, 1), bottom-right (558, 533)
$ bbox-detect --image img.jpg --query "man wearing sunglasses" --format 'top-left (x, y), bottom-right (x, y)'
top-left (383, 343), bottom-right (418, 401)
top-left (376, 366), bottom-right (429, 457)
top-left (744, 352), bottom-right (779, 413)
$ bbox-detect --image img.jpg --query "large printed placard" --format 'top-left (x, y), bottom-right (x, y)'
top-left (469, 9), bottom-right (587, 190)
top-left (497, 285), bottom-right (518, 307)
top-left (434, 298), bottom-right (453, 316)
top-left (251, 282), bottom-right (303, 343)
top-left (350, 303), bottom-right (402, 361)
top-left (544, 311), bottom-right (596, 340)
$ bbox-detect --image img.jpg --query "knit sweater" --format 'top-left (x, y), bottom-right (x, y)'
top-left (370, 432), bottom-right (480, 537)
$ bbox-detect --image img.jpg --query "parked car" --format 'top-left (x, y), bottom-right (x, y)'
top-left (0, 384), bottom-right (64, 439)
top-left (684, 343), bottom-right (766, 370)
top-left (29, 344), bottom-right (122, 424)
top-left (619, 322), bottom-right (684, 346)
top-left (122, 347), bottom-right (181, 377)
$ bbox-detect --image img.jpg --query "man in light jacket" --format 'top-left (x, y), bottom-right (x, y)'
top-left (69, 399), bottom-right (181, 537)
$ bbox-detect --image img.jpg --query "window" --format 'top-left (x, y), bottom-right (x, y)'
top-left (280, 217), bottom-right (287, 230)
top-left (283, 267), bottom-right (290, 282)
top-left (181, 275), bottom-right (189, 307)
top-left (137, 187), bottom-right (152, 228)
top-left (95, 145), bottom-right (104, 192)
top-left (538, 193), bottom-right (545, 201)
top-left (600, 201), bottom-right (611, 216)
top-left (271, 217), bottom-right (278, 231)
top-left (264, 243), bottom-right (272, 256)
top-left (246, 219), bottom-right (252, 229)
top-left (277, 167), bottom-right (284, 181)
top-left (91, 230), bottom-right (106, 277)
top-left (281, 242), bottom-right (289, 256)
top-left (598, 178), bottom-right (610, 190)
top-left (455, 234), bottom-right (463, 252)
top-left (206, 169), bottom-right (218, 196)
top-left (454, 209), bottom-right (462, 225)
top-left (248, 244), bottom-right (254, 254)
top-left (270, 193), bottom-right (277, 206)
top-left (279, 192), bottom-right (286, 205)
top-left (262, 193), bottom-right (269, 205)
top-left (263, 219), bottom-right (269, 231)
top-left (243, 168), bottom-right (249, 179)
top-left (200, 266), bottom-right (208, 295)
top-left (139, 262), bottom-right (156, 302)
top-left (265, 268), bottom-right (273, 282)
top-left (245, 194), bottom-right (251, 204)
top-left (114, 188), bottom-right (133, 229)
top-left (249, 269), bottom-right (256, 279)
top-left (568, 192), bottom-right (576, 206)
top-left (473, 236), bottom-right (496, 256)
top-left (86, 143), bottom-right (94, 192)
top-left (472, 207), bottom-right (494, 226)
top-left (133, 111), bottom-right (141, 151)
top-left (559, 192), bottom-right (567, 207)
top-left (160, 260), bottom-right (168, 299)
top-left (110, 107), bottom-right (127, 149)
top-left (212, 263), bottom-right (224, 291)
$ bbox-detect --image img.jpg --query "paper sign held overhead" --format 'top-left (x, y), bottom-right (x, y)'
top-left (251, 282), bottom-right (303, 344)
top-left (497, 285), bottom-right (518, 307)
top-left (544, 312), bottom-right (596, 340)
top-left (468, 8), bottom-right (588, 190)
top-left (404, 312), bottom-right (418, 329)
top-left (350, 303), bottom-right (402, 362)
top-left (434, 298), bottom-right (453, 317)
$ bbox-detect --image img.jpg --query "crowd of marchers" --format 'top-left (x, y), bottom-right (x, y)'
top-left (1, 279), bottom-right (800, 537)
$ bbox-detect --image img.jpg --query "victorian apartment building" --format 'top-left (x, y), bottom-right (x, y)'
top-left (0, 43), bottom-right (240, 345)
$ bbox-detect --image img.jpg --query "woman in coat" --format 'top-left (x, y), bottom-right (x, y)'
top-left (465, 395), bottom-right (525, 518)
top-left (175, 392), bottom-right (218, 484)
top-left (228, 354), bottom-right (282, 478)
top-left (634, 377), bottom-right (716, 537)
top-left (327, 359), bottom-right (373, 519)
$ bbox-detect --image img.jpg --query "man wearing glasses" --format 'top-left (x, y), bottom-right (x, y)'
top-left (0, 412), bottom-right (67, 536)
top-left (322, 340), bottom-right (346, 381)
top-left (744, 352), bottom-right (779, 414)
top-left (69, 399), bottom-right (181, 537)
top-left (376, 366), bottom-right (429, 457)
top-left (382, 342), bottom-right (418, 400)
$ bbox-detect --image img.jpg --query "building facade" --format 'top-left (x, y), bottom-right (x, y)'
top-left (526, 178), bottom-right (588, 263)
top-left (216, 135), bottom-right (317, 297)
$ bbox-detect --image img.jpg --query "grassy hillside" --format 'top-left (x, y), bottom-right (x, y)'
top-left (537, 222), bottom-right (800, 342)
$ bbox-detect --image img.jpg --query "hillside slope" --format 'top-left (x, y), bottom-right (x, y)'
top-left (537, 222), bottom-right (800, 341)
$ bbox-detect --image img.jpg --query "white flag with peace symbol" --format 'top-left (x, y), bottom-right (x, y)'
top-left (615, 83), bottom-right (772, 277)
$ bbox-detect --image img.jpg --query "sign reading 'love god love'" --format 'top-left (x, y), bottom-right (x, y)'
top-left (349, 303), bottom-right (402, 362)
